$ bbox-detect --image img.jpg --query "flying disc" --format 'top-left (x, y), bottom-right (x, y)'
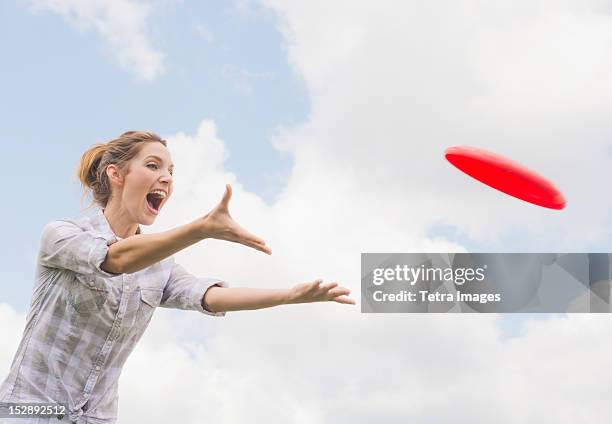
top-left (445, 146), bottom-right (566, 210)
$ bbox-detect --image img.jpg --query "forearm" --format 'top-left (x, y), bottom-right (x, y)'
top-left (102, 221), bottom-right (204, 274)
top-left (203, 287), bottom-right (291, 312)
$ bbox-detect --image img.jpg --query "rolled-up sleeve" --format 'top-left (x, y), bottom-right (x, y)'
top-left (39, 220), bottom-right (121, 277)
top-left (160, 257), bottom-right (229, 317)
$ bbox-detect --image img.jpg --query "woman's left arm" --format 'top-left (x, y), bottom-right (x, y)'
top-left (203, 279), bottom-right (356, 312)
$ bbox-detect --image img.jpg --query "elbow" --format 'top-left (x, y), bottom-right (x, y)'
top-left (203, 285), bottom-right (223, 313)
top-left (101, 258), bottom-right (123, 274)
top-left (101, 252), bottom-right (128, 274)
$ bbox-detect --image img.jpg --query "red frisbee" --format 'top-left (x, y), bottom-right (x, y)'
top-left (445, 146), bottom-right (566, 210)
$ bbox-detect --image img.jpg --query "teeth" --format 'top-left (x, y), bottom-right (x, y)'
top-left (148, 189), bottom-right (167, 198)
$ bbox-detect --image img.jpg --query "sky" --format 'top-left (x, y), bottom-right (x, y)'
top-left (0, 0), bottom-right (308, 308)
top-left (2, 0), bottom-right (612, 422)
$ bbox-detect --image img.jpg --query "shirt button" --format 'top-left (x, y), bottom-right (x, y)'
top-left (125, 285), bottom-right (130, 291)
top-left (95, 365), bottom-right (101, 371)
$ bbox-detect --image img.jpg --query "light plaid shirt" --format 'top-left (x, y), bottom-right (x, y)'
top-left (0, 208), bottom-right (227, 423)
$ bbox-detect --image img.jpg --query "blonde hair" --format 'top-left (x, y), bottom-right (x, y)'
top-left (77, 131), bottom-right (167, 210)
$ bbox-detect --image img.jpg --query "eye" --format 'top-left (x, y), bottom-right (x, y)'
top-left (146, 163), bottom-right (159, 170)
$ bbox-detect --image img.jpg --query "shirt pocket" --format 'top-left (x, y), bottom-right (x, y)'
top-left (68, 274), bottom-right (110, 315)
top-left (136, 288), bottom-right (163, 327)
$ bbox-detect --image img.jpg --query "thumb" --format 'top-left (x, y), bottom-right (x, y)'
top-left (220, 184), bottom-right (232, 207)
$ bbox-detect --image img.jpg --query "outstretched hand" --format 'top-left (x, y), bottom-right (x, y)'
top-left (197, 184), bottom-right (272, 255)
top-left (287, 279), bottom-right (356, 305)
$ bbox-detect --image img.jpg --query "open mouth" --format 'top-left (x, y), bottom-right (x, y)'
top-left (145, 191), bottom-right (165, 214)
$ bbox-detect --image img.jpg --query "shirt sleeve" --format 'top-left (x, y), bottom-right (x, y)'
top-left (38, 220), bottom-right (121, 278)
top-left (160, 257), bottom-right (229, 317)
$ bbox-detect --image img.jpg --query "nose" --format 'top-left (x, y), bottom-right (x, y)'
top-left (159, 170), bottom-right (173, 184)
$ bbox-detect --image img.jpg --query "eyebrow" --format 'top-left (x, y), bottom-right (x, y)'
top-left (144, 155), bottom-right (174, 169)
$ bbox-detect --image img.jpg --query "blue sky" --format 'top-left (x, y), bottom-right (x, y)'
top-left (0, 0), bottom-right (307, 310)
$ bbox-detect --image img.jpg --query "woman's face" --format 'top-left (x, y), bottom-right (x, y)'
top-left (114, 142), bottom-right (174, 226)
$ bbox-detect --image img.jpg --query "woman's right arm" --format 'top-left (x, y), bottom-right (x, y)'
top-left (103, 184), bottom-right (271, 274)
top-left (102, 221), bottom-right (204, 274)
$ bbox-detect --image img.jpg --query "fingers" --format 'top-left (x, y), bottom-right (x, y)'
top-left (229, 220), bottom-right (272, 254)
top-left (216, 185), bottom-right (268, 255)
top-left (245, 233), bottom-right (267, 247)
top-left (237, 230), bottom-right (272, 255)
top-left (319, 282), bottom-right (338, 291)
top-left (334, 296), bottom-right (357, 305)
top-left (318, 281), bottom-right (355, 304)
top-left (238, 236), bottom-right (271, 254)
top-left (245, 240), bottom-right (272, 255)
top-left (295, 279), bottom-right (356, 305)
top-left (327, 286), bottom-right (350, 298)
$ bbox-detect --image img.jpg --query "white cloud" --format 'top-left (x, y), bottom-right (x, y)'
top-left (24, 0), bottom-right (165, 81)
top-left (0, 305), bottom-right (25, 375)
top-left (262, 0), bottom-right (612, 250)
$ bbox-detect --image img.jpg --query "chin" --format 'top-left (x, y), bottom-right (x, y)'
top-left (142, 215), bottom-right (156, 225)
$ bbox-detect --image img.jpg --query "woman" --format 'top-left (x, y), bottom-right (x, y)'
top-left (0, 131), bottom-right (355, 423)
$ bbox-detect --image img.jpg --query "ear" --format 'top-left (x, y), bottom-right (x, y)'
top-left (106, 164), bottom-right (124, 187)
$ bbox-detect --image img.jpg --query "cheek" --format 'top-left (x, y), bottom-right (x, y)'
top-left (125, 171), bottom-right (153, 195)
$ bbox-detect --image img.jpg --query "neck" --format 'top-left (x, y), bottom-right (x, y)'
top-left (102, 201), bottom-right (139, 238)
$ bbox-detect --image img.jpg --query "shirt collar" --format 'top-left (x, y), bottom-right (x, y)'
top-left (91, 206), bottom-right (142, 241)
